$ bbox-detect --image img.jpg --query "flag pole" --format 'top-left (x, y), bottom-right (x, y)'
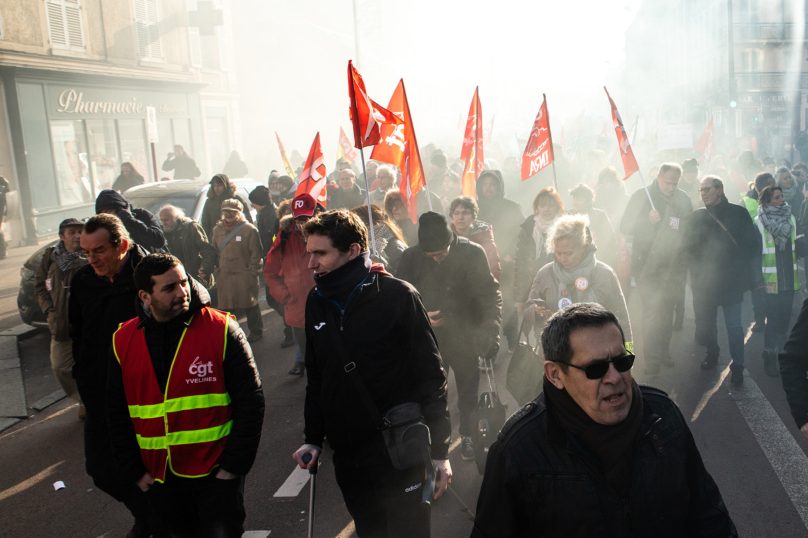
top-left (399, 80), bottom-right (432, 212)
top-left (543, 93), bottom-right (559, 192)
top-left (348, 60), bottom-right (378, 257)
top-left (636, 168), bottom-right (656, 211)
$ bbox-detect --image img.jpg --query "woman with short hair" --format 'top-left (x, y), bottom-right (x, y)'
top-left (449, 195), bottom-right (501, 280)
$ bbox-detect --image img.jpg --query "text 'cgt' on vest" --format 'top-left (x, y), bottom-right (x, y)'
top-left (113, 307), bottom-right (234, 482)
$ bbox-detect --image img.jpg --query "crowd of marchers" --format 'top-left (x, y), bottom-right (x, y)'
top-left (23, 137), bottom-right (808, 537)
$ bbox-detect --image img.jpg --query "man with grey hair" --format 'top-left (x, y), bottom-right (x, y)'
top-left (158, 204), bottom-right (218, 289)
top-left (370, 165), bottom-right (397, 203)
top-left (620, 163), bottom-right (693, 374)
top-left (681, 176), bottom-right (762, 384)
top-left (472, 303), bottom-right (737, 537)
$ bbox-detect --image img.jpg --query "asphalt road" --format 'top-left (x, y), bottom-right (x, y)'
top-left (2, 287), bottom-right (808, 537)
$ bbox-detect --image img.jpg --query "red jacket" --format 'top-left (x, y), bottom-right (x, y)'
top-left (264, 216), bottom-right (315, 328)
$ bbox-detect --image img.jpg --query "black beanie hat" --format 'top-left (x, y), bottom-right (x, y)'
top-left (418, 211), bottom-right (453, 252)
top-left (249, 185), bottom-right (271, 206)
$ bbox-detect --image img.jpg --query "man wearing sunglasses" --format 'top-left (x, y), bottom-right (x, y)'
top-left (472, 303), bottom-right (737, 537)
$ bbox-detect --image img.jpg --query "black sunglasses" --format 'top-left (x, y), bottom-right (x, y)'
top-left (558, 354), bottom-right (635, 380)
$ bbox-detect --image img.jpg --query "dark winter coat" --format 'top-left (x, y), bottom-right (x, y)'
top-left (111, 172), bottom-right (145, 193)
top-left (396, 218), bottom-right (418, 247)
top-left (452, 221), bottom-right (502, 280)
top-left (330, 183), bottom-right (366, 210)
top-left (620, 181), bottom-right (693, 284)
top-left (96, 190), bottom-right (167, 252)
top-left (34, 245), bottom-right (88, 341)
top-left (779, 296), bottom-right (808, 429)
top-left (472, 386), bottom-right (737, 538)
top-left (161, 152), bottom-right (201, 180)
top-left (255, 204), bottom-right (279, 258)
top-left (396, 234), bottom-right (502, 360)
top-left (68, 246), bottom-right (149, 420)
top-left (200, 175), bottom-right (253, 239)
top-left (106, 279), bottom-right (265, 482)
top-left (476, 170), bottom-right (526, 259)
top-left (222, 157), bottom-right (248, 179)
top-left (304, 268), bottom-right (451, 464)
top-left (514, 215), bottom-right (556, 303)
top-left (681, 197), bottom-right (762, 307)
top-left (163, 217), bottom-right (218, 289)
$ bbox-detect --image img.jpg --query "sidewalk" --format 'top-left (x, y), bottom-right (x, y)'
top-left (0, 243), bottom-right (46, 332)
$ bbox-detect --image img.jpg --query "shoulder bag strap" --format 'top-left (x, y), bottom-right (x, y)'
top-left (706, 211), bottom-right (740, 250)
top-left (218, 222), bottom-right (247, 253)
top-left (326, 319), bottom-right (389, 430)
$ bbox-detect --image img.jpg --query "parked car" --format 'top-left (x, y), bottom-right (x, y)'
top-left (123, 178), bottom-right (261, 223)
top-left (18, 240), bottom-right (58, 327)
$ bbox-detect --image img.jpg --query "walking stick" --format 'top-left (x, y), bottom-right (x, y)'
top-left (302, 453), bottom-right (317, 538)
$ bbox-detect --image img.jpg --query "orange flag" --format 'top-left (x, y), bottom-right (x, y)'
top-left (347, 60), bottom-right (402, 149)
top-left (295, 133), bottom-right (327, 208)
top-left (460, 87), bottom-right (484, 197)
top-left (370, 80), bottom-right (427, 224)
top-left (694, 118), bottom-right (714, 165)
top-left (521, 96), bottom-right (554, 181)
top-left (337, 127), bottom-right (358, 162)
top-left (604, 87), bottom-right (639, 179)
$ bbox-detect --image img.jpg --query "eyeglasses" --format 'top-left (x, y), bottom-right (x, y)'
top-left (557, 353), bottom-right (635, 380)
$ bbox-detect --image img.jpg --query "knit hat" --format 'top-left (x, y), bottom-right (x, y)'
top-left (249, 185), bottom-right (271, 206)
top-left (418, 211), bottom-right (453, 252)
top-left (292, 193), bottom-right (317, 218)
top-left (221, 198), bottom-right (243, 212)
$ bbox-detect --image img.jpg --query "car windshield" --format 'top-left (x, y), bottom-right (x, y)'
top-left (125, 193), bottom-right (199, 219)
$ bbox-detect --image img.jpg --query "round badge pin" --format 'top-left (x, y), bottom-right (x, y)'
top-left (558, 297), bottom-right (572, 310)
top-left (561, 289), bottom-right (569, 297)
top-left (575, 277), bottom-right (589, 291)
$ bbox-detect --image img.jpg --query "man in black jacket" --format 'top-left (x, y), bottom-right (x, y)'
top-left (778, 297), bottom-right (808, 441)
top-left (293, 210), bottom-right (451, 538)
top-left (161, 144), bottom-right (201, 180)
top-left (476, 170), bottom-right (525, 350)
top-left (107, 254), bottom-right (264, 537)
top-left (96, 189), bottom-right (167, 252)
top-left (681, 176), bottom-right (762, 384)
top-left (330, 168), bottom-right (366, 210)
top-left (473, 303), bottom-right (737, 538)
top-left (620, 163), bottom-right (693, 374)
top-left (159, 204), bottom-right (217, 289)
top-left (68, 214), bottom-right (153, 538)
top-left (397, 211), bottom-right (502, 462)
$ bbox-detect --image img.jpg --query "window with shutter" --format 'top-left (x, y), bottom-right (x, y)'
top-left (218, 28), bottom-right (229, 71)
top-left (186, 0), bottom-right (202, 67)
top-left (46, 0), bottom-right (85, 51)
top-left (134, 0), bottom-right (162, 61)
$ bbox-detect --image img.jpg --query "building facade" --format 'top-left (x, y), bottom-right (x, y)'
top-left (0, 0), bottom-right (241, 242)
top-left (624, 0), bottom-right (808, 160)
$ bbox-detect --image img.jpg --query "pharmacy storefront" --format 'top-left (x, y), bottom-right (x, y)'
top-left (3, 73), bottom-right (205, 238)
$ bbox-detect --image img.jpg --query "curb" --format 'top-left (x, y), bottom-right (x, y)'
top-left (0, 324), bottom-right (47, 432)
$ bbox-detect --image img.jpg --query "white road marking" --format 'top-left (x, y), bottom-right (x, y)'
top-left (242, 532), bottom-right (270, 538)
top-left (273, 466), bottom-right (311, 498)
top-left (335, 521), bottom-right (356, 538)
top-left (730, 373), bottom-right (808, 529)
top-left (691, 365), bottom-right (731, 422)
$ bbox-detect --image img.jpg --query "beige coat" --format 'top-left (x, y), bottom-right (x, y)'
top-left (211, 220), bottom-right (262, 309)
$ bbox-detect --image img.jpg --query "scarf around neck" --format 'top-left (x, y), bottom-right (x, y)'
top-left (54, 241), bottom-right (84, 272)
top-left (314, 251), bottom-right (373, 308)
top-left (533, 215), bottom-right (557, 260)
top-left (779, 179), bottom-right (798, 200)
top-left (758, 203), bottom-right (792, 251)
top-left (543, 376), bottom-right (644, 498)
top-left (553, 247), bottom-right (598, 304)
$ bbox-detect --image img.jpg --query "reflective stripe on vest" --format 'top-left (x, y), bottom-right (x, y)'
top-left (113, 307), bottom-right (233, 482)
top-left (755, 215), bottom-right (799, 294)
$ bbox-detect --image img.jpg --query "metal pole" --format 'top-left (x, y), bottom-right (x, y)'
top-left (352, 0), bottom-right (361, 71)
top-left (151, 142), bottom-right (158, 182)
top-left (302, 453), bottom-right (317, 538)
top-left (358, 147), bottom-right (379, 257)
top-left (637, 168), bottom-right (656, 211)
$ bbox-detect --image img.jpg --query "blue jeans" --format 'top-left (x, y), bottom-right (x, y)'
top-left (292, 326), bottom-right (305, 363)
top-left (695, 300), bottom-right (745, 367)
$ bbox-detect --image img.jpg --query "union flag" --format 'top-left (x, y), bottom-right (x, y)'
top-left (604, 87), bottom-right (639, 179)
top-left (695, 118), bottom-right (714, 165)
top-left (521, 96), bottom-right (554, 181)
top-left (295, 133), bottom-right (327, 207)
top-left (460, 87), bottom-right (484, 197)
top-left (347, 60), bottom-right (401, 149)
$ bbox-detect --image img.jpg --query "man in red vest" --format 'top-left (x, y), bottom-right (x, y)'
top-left (106, 253), bottom-right (265, 537)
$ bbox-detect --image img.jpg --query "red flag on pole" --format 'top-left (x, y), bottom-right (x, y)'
top-left (460, 87), bottom-right (484, 197)
top-left (338, 127), bottom-right (358, 162)
top-left (694, 118), bottom-right (714, 165)
top-left (347, 60), bottom-right (401, 149)
top-left (296, 133), bottom-right (328, 208)
top-left (521, 96), bottom-right (554, 181)
top-left (604, 87), bottom-right (639, 179)
top-left (370, 80), bottom-right (427, 224)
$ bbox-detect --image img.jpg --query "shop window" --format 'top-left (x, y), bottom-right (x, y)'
top-left (86, 120), bottom-right (120, 191)
top-left (134, 0), bottom-right (162, 61)
top-left (172, 119), bottom-right (194, 158)
top-left (118, 120), bottom-right (151, 183)
top-left (741, 50), bottom-right (759, 72)
top-left (50, 120), bottom-right (93, 206)
top-left (205, 107), bottom-right (228, 173)
top-left (155, 118), bottom-right (173, 176)
top-left (46, 0), bottom-right (85, 51)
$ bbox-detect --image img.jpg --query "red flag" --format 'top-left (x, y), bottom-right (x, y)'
top-left (338, 127), bottom-right (358, 162)
top-left (483, 116), bottom-right (495, 146)
top-left (370, 80), bottom-right (426, 224)
top-left (694, 118), bottom-right (714, 165)
top-left (521, 96), bottom-right (554, 181)
top-left (460, 87), bottom-right (484, 197)
top-left (296, 133), bottom-right (328, 208)
top-left (347, 60), bottom-right (402, 149)
top-left (604, 87), bottom-right (639, 179)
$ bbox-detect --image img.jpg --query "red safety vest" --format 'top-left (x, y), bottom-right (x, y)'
top-left (113, 307), bottom-right (233, 482)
